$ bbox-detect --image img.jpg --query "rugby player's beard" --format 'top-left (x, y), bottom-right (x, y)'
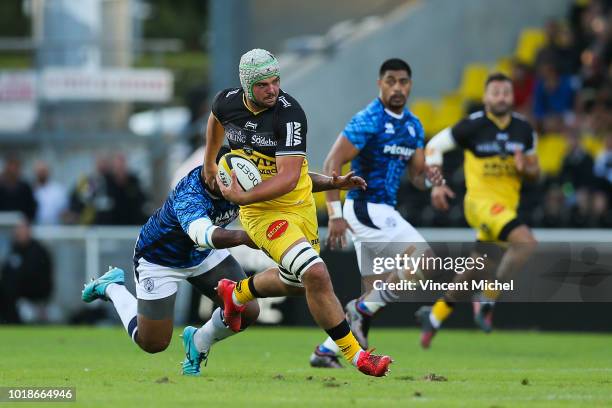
top-left (488, 103), bottom-right (511, 118)
top-left (387, 93), bottom-right (406, 111)
top-left (253, 93), bottom-right (278, 109)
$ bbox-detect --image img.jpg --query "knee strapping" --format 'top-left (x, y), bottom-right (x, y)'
top-left (281, 241), bottom-right (323, 280)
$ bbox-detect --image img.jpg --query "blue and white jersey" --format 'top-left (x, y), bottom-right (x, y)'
top-left (134, 166), bottom-right (239, 269)
top-left (343, 98), bottom-right (425, 206)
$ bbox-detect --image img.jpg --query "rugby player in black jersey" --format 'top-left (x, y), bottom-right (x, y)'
top-left (417, 73), bottom-right (540, 348)
top-left (203, 49), bottom-right (392, 376)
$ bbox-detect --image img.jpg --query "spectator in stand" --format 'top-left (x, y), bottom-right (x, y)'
top-left (99, 153), bottom-right (147, 225)
top-left (533, 62), bottom-right (577, 130)
top-left (535, 19), bottom-right (581, 76)
top-left (0, 218), bottom-right (53, 324)
top-left (0, 156), bottom-right (37, 221)
top-left (593, 132), bottom-right (612, 225)
top-left (33, 161), bottom-right (68, 225)
top-left (559, 130), bottom-right (597, 226)
top-left (511, 60), bottom-right (536, 115)
top-left (67, 154), bottom-right (112, 225)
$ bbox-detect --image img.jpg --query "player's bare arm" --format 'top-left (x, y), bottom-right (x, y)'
top-left (187, 217), bottom-right (258, 250)
top-left (309, 170), bottom-right (367, 193)
top-left (514, 150), bottom-right (540, 181)
top-left (323, 135), bottom-right (360, 250)
top-left (211, 228), bottom-right (258, 249)
top-left (203, 113), bottom-right (225, 188)
top-left (407, 149), bottom-right (446, 191)
top-left (216, 155), bottom-right (304, 205)
top-left (425, 127), bottom-right (457, 211)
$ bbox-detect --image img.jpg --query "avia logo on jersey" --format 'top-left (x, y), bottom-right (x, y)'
top-left (278, 96), bottom-right (291, 108)
top-left (266, 220), bottom-right (289, 240)
top-left (285, 122), bottom-right (302, 147)
top-left (383, 144), bottom-right (414, 158)
top-left (384, 122), bottom-right (395, 134)
top-left (245, 121), bottom-right (258, 130)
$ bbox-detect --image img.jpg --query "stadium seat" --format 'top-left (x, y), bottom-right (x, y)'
top-left (410, 99), bottom-right (436, 137)
top-left (494, 57), bottom-right (513, 76)
top-left (431, 98), bottom-right (464, 134)
top-left (581, 134), bottom-right (605, 158)
top-left (514, 28), bottom-right (547, 65)
top-left (458, 64), bottom-right (489, 101)
top-left (537, 133), bottom-right (568, 176)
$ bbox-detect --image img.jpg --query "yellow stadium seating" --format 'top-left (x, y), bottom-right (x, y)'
top-left (410, 99), bottom-right (436, 136)
top-left (581, 134), bottom-right (605, 158)
top-left (431, 97), bottom-right (464, 134)
top-left (537, 133), bottom-right (568, 176)
top-left (494, 57), bottom-right (513, 76)
top-left (459, 64), bottom-right (489, 101)
top-left (514, 28), bottom-right (547, 65)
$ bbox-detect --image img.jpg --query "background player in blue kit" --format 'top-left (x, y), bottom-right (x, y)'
top-left (311, 59), bottom-right (444, 367)
top-left (81, 146), bottom-right (366, 376)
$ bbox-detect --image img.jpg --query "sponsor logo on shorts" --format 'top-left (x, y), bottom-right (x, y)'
top-left (266, 219), bottom-right (289, 240)
top-left (490, 203), bottom-right (505, 215)
top-left (142, 278), bottom-right (154, 293)
top-left (310, 238), bottom-right (320, 246)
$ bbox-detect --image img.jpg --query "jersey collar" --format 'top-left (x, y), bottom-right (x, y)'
top-left (242, 94), bottom-right (269, 116)
top-left (377, 98), bottom-right (406, 119)
top-left (486, 111), bottom-right (512, 130)
top-left (384, 108), bottom-right (405, 119)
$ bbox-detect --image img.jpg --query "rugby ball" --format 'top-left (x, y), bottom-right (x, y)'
top-left (217, 153), bottom-right (262, 191)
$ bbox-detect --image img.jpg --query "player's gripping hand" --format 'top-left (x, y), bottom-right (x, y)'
top-left (216, 171), bottom-right (249, 205)
top-left (431, 184), bottom-right (456, 211)
top-left (204, 162), bottom-right (219, 191)
top-left (327, 218), bottom-right (354, 250)
top-left (330, 171), bottom-right (367, 191)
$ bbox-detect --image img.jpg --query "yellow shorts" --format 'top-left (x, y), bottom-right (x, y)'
top-left (239, 198), bottom-right (321, 286)
top-left (464, 198), bottom-right (519, 242)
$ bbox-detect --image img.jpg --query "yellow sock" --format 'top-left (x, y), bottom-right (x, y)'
top-left (431, 298), bottom-right (453, 324)
top-left (233, 277), bottom-right (255, 305)
top-left (482, 289), bottom-right (500, 301)
top-left (334, 331), bottom-right (362, 363)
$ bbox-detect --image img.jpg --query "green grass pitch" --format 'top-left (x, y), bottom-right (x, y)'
top-left (1, 326), bottom-right (611, 407)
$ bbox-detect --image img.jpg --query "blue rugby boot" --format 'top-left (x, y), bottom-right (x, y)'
top-left (181, 326), bottom-right (208, 376)
top-left (82, 266), bottom-right (125, 303)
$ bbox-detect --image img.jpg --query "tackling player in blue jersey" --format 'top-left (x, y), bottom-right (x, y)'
top-left (81, 146), bottom-right (366, 376)
top-left (311, 58), bottom-right (444, 368)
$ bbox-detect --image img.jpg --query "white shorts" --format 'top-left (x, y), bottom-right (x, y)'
top-left (134, 249), bottom-right (231, 300)
top-left (344, 199), bottom-right (429, 275)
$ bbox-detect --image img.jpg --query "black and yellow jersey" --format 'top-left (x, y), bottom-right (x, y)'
top-left (450, 111), bottom-right (537, 210)
top-left (211, 87), bottom-right (312, 210)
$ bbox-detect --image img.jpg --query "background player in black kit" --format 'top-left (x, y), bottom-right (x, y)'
top-left (417, 73), bottom-right (540, 348)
